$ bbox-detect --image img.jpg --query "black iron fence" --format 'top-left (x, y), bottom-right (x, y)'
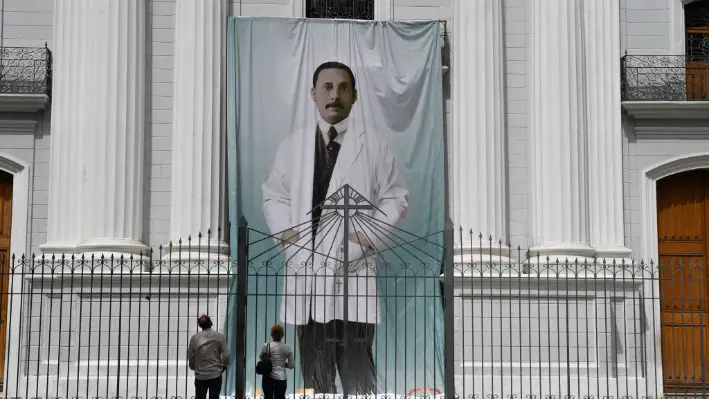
top-left (0, 45), bottom-right (52, 96)
top-left (0, 234), bottom-right (706, 398)
top-left (621, 55), bottom-right (709, 101)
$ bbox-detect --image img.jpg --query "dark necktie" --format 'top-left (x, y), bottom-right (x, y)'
top-left (327, 126), bottom-right (340, 152)
top-left (326, 126), bottom-right (341, 162)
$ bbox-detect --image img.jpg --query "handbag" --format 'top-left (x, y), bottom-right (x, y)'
top-left (255, 343), bottom-right (272, 375)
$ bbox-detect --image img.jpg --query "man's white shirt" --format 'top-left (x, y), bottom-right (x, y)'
top-left (318, 116), bottom-right (348, 144)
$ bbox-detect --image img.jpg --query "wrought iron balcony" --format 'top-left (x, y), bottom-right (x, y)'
top-left (0, 45), bottom-right (52, 97)
top-left (621, 55), bottom-right (709, 101)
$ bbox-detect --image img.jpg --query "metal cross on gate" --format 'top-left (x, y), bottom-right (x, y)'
top-left (318, 184), bottom-right (377, 380)
top-left (333, 278), bottom-right (343, 293)
top-left (320, 185), bottom-right (375, 295)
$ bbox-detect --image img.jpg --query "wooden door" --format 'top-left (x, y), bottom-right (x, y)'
top-left (685, 27), bottom-right (709, 100)
top-left (685, 1), bottom-right (709, 100)
top-left (657, 170), bottom-right (709, 393)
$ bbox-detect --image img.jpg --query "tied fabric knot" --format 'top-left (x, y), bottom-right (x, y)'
top-left (327, 125), bottom-right (338, 142)
top-left (326, 126), bottom-right (341, 154)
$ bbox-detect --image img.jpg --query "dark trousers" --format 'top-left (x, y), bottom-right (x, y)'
top-left (262, 375), bottom-right (287, 399)
top-left (195, 375), bottom-right (222, 399)
top-left (297, 319), bottom-right (377, 394)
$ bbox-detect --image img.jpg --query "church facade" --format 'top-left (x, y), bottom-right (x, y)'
top-left (0, 0), bottom-right (708, 397)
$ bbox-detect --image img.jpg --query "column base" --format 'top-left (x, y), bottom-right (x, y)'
top-left (159, 239), bottom-right (231, 273)
top-left (37, 242), bottom-right (80, 263)
top-left (161, 238), bottom-right (229, 258)
top-left (39, 242), bottom-right (79, 256)
top-left (594, 245), bottom-right (633, 265)
top-left (454, 246), bottom-right (513, 265)
top-left (527, 242), bottom-right (596, 264)
top-left (76, 238), bottom-right (150, 260)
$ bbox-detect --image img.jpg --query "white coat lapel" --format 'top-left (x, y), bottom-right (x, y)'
top-left (294, 125), bottom-right (316, 227)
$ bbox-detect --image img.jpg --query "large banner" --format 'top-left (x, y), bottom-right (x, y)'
top-left (225, 17), bottom-right (446, 396)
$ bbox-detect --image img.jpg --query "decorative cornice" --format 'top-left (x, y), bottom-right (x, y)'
top-left (0, 154), bottom-right (25, 174)
top-left (633, 126), bottom-right (709, 139)
top-left (0, 119), bottom-right (38, 134)
top-left (622, 101), bottom-right (709, 119)
top-left (0, 94), bottom-right (49, 112)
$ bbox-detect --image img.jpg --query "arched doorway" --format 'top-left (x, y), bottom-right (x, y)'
top-left (0, 170), bottom-right (12, 390)
top-left (657, 169), bottom-right (709, 392)
top-left (685, 0), bottom-right (709, 100)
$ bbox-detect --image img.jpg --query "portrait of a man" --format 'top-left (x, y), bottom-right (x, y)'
top-left (261, 61), bottom-right (409, 394)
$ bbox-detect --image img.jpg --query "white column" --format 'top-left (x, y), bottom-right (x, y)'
top-left (529, 0), bottom-right (595, 262)
top-left (585, 0), bottom-right (632, 262)
top-left (452, 0), bottom-right (509, 263)
top-left (40, 1), bottom-right (89, 256)
top-left (167, 0), bottom-right (228, 260)
top-left (77, 0), bottom-right (148, 257)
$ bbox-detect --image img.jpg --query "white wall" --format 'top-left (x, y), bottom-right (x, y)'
top-left (620, 0), bottom-right (672, 56)
top-left (1, 0), bottom-right (54, 48)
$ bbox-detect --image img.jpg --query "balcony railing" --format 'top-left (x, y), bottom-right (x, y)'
top-left (0, 45), bottom-right (52, 97)
top-left (621, 55), bottom-right (709, 101)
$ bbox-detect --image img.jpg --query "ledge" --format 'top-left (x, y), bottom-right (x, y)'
top-left (622, 101), bottom-right (709, 119)
top-left (23, 271), bottom-right (233, 281)
top-left (0, 119), bottom-right (38, 134)
top-left (0, 93), bottom-right (50, 112)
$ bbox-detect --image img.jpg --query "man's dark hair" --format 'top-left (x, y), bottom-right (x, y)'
top-left (198, 314), bottom-right (213, 330)
top-left (312, 61), bottom-right (356, 89)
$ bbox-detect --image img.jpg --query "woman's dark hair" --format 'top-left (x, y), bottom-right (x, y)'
top-left (198, 314), bottom-right (213, 330)
top-left (271, 324), bottom-right (285, 341)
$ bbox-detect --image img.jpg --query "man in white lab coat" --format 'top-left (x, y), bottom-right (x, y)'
top-left (262, 61), bottom-right (409, 394)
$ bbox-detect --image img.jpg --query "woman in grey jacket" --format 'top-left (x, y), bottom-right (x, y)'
top-left (260, 324), bottom-right (294, 399)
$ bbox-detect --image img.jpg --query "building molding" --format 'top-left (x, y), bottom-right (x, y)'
top-left (0, 94), bottom-right (49, 113)
top-left (0, 152), bottom-right (30, 257)
top-left (633, 126), bottom-right (709, 139)
top-left (0, 119), bottom-right (38, 134)
top-left (622, 101), bottom-right (709, 119)
top-left (641, 152), bottom-right (709, 262)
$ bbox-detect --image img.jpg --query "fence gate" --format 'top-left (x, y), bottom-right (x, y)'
top-left (234, 185), bottom-right (455, 398)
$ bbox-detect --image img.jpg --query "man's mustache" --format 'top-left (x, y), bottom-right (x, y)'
top-left (326, 102), bottom-right (343, 109)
